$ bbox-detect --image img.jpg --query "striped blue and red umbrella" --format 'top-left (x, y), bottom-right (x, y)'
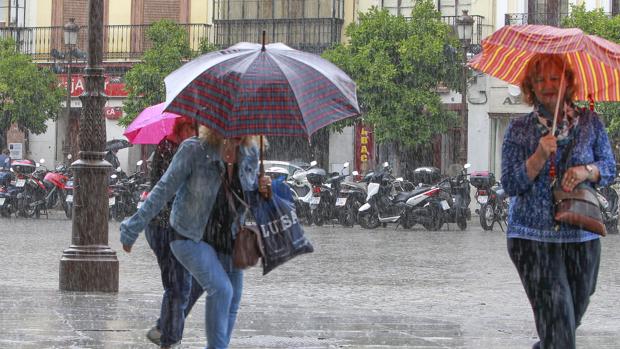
top-left (163, 42), bottom-right (360, 138)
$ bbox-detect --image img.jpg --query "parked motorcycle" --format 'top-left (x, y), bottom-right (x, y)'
top-left (288, 161), bottom-right (320, 226)
top-left (471, 171), bottom-right (509, 231)
top-left (436, 163), bottom-right (472, 230)
top-left (597, 180), bottom-right (619, 234)
top-left (109, 160), bottom-right (146, 222)
top-left (0, 169), bottom-right (17, 217)
top-left (358, 162), bottom-right (431, 229)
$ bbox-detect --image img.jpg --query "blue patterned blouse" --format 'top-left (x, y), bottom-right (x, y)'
top-left (501, 110), bottom-right (616, 243)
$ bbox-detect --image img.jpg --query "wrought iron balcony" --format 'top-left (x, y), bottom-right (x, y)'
top-left (213, 18), bottom-right (343, 54)
top-left (505, 12), bottom-right (570, 26)
top-left (0, 23), bottom-right (211, 62)
top-left (212, 0), bottom-right (344, 54)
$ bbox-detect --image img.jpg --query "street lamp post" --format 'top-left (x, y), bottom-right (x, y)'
top-left (62, 18), bottom-right (79, 161)
top-left (59, 1), bottom-right (118, 292)
top-left (456, 10), bottom-right (474, 166)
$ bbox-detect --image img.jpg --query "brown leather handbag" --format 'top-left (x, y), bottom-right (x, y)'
top-left (232, 225), bottom-right (264, 269)
top-left (553, 183), bottom-right (606, 236)
top-left (552, 131), bottom-right (606, 236)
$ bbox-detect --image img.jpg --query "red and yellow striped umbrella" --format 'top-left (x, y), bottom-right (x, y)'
top-left (468, 24), bottom-right (620, 102)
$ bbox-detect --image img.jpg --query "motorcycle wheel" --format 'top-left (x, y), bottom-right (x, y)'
top-left (457, 215), bottom-right (467, 230)
top-left (0, 207), bottom-right (11, 218)
top-left (312, 210), bottom-right (325, 226)
top-left (479, 204), bottom-right (494, 231)
top-left (18, 191), bottom-right (37, 218)
top-left (358, 210), bottom-right (380, 229)
top-left (606, 218), bottom-right (619, 234)
top-left (112, 204), bottom-right (126, 222)
top-left (422, 203), bottom-right (443, 231)
top-left (65, 203), bottom-right (72, 219)
top-left (400, 210), bottom-right (415, 229)
top-left (338, 199), bottom-right (360, 227)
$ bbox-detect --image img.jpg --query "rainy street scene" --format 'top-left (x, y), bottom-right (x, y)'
top-left (1, 0), bottom-right (620, 349)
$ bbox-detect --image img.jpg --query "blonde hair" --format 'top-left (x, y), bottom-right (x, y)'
top-left (198, 125), bottom-right (266, 150)
top-left (520, 54), bottom-right (577, 106)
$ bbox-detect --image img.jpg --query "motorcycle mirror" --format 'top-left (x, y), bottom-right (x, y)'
top-left (36, 163), bottom-right (40, 167)
top-left (116, 166), bottom-right (122, 172)
top-left (383, 162), bottom-right (389, 168)
top-left (39, 158), bottom-right (46, 164)
top-left (111, 174), bottom-right (117, 179)
top-left (343, 162), bottom-right (349, 168)
top-left (136, 160), bottom-right (144, 166)
top-left (67, 154), bottom-right (72, 160)
top-left (352, 171), bottom-right (359, 176)
top-left (464, 163), bottom-right (472, 169)
top-left (310, 160), bottom-right (317, 167)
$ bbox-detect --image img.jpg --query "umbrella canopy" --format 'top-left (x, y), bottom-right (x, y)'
top-left (105, 139), bottom-right (132, 152)
top-left (468, 24), bottom-right (620, 102)
top-left (163, 42), bottom-right (360, 138)
top-left (124, 102), bottom-right (183, 144)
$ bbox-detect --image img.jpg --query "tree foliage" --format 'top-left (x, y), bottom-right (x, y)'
top-left (561, 5), bottom-right (620, 138)
top-left (120, 20), bottom-right (216, 127)
top-left (0, 38), bottom-right (63, 147)
top-left (321, 0), bottom-right (462, 149)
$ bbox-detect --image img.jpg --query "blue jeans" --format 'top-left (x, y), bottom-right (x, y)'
top-left (170, 238), bottom-right (243, 349)
top-left (145, 222), bottom-right (204, 346)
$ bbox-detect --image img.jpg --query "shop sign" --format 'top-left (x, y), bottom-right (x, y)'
top-left (354, 123), bottom-right (374, 173)
top-left (59, 75), bottom-right (128, 97)
top-left (104, 107), bottom-right (123, 120)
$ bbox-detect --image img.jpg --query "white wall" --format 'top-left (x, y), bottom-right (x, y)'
top-left (28, 119), bottom-right (57, 168)
top-left (329, 126), bottom-right (354, 174)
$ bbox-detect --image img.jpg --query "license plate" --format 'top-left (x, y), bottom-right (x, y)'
top-left (109, 197), bottom-right (116, 206)
top-left (0, 198), bottom-right (4, 205)
top-left (335, 197), bottom-right (347, 206)
top-left (66, 195), bottom-right (73, 203)
top-left (310, 196), bottom-right (320, 205)
top-left (440, 200), bottom-right (450, 210)
top-left (478, 195), bottom-right (488, 204)
top-left (16, 179), bottom-right (26, 187)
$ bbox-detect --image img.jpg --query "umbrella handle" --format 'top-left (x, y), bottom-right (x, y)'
top-left (551, 61), bottom-right (567, 135)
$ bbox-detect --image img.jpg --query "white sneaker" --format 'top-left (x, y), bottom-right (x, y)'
top-left (146, 326), bottom-right (161, 346)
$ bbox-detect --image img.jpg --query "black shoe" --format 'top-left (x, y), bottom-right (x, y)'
top-left (532, 341), bottom-right (541, 349)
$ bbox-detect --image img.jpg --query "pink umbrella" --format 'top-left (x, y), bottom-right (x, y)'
top-left (124, 102), bottom-right (182, 144)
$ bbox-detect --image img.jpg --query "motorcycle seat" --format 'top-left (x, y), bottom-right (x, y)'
top-left (393, 187), bottom-right (430, 202)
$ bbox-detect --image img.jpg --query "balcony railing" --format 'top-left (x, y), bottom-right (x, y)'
top-left (0, 23), bottom-right (211, 62)
top-left (213, 17), bottom-right (343, 54)
top-left (403, 15), bottom-right (491, 47)
top-left (505, 12), bottom-right (572, 26)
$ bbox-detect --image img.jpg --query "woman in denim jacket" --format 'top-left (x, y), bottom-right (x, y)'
top-left (121, 125), bottom-right (270, 349)
top-left (502, 54), bottom-right (616, 349)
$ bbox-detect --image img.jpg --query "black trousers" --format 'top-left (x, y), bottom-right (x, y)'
top-left (508, 238), bottom-right (600, 349)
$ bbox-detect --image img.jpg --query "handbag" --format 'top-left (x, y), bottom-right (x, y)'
top-left (552, 129), bottom-right (607, 236)
top-left (220, 168), bottom-right (265, 269)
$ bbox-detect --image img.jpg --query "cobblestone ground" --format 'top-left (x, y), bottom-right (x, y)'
top-left (0, 210), bottom-right (618, 348)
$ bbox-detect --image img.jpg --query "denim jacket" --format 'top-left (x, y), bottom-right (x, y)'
top-left (120, 137), bottom-right (259, 246)
top-left (501, 110), bottom-right (616, 243)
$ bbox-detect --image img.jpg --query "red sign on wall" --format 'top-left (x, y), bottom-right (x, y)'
top-left (354, 123), bottom-right (374, 173)
top-left (58, 75), bottom-right (128, 97)
top-left (104, 107), bottom-right (123, 120)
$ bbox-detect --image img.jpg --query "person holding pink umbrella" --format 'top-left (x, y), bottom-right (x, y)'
top-left (142, 115), bottom-right (200, 348)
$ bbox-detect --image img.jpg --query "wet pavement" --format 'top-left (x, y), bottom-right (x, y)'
top-left (0, 211), bottom-right (619, 348)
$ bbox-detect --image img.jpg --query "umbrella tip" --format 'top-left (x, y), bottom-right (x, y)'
top-left (261, 30), bottom-right (266, 51)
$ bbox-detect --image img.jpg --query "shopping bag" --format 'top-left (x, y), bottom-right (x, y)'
top-left (247, 179), bottom-right (313, 275)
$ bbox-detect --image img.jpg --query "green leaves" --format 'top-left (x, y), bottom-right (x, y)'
top-left (120, 20), bottom-right (217, 127)
top-left (0, 38), bottom-right (63, 142)
top-left (322, 0), bottom-right (461, 148)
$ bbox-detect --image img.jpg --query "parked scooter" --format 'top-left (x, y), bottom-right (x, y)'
top-left (471, 171), bottom-right (509, 231)
top-left (0, 168), bottom-right (17, 217)
top-left (358, 162), bottom-right (431, 229)
top-left (307, 162), bottom-right (361, 227)
top-left (288, 161), bottom-right (320, 226)
top-left (436, 163), bottom-right (472, 230)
